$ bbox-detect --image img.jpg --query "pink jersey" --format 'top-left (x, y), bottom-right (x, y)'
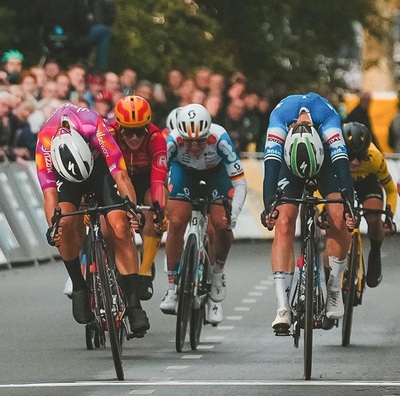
top-left (36, 103), bottom-right (127, 191)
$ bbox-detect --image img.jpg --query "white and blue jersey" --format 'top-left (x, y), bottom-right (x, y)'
top-left (263, 92), bottom-right (353, 207)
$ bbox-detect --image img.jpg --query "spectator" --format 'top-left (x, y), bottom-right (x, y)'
top-left (35, 0), bottom-right (88, 69)
top-left (43, 59), bottom-right (61, 81)
top-left (0, 50), bottom-right (24, 85)
top-left (0, 90), bottom-right (29, 163)
top-left (84, 74), bottom-right (105, 108)
top-left (20, 72), bottom-right (40, 104)
top-left (81, 0), bottom-right (117, 73)
top-left (104, 71), bottom-right (120, 95)
top-left (345, 91), bottom-right (382, 151)
top-left (8, 85), bottom-right (27, 109)
top-left (67, 64), bottom-right (87, 101)
top-left (164, 68), bottom-right (183, 109)
top-left (30, 66), bottom-right (48, 101)
top-left (243, 91), bottom-right (264, 152)
top-left (208, 73), bottom-right (225, 96)
top-left (13, 99), bottom-right (37, 158)
top-left (204, 92), bottom-right (224, 125)
top-left (191, 89), bottom-right (207, 104)
top-left (55, 72), bottom-right (71, 100)
top-left (194, 66), bottom-right (211, 93)
top-left (178, 78), bottom-right (196, 107)
top-left (220, 98), bottom-right (254, 156)
top-left (93, 90), bottom-right (113, 120)
top-left (119, 68), bottom-right (137, 95)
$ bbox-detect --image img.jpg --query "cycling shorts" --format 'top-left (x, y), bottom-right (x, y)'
top-left (56, 156), bottom-right (122, 209)
top-left (353, 174), bottom-right (383, 203)
top-left (168, 161), bottom-right (233, 201)
top-left (129, 169), bottom-right (151, 205)
top-left (277, 148), bottom-right (340, 200)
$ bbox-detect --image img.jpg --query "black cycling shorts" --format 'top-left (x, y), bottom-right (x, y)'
top-left (353, 173), bottom-right (384, 203)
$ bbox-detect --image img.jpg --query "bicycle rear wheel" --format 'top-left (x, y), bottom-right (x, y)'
top-left (304, 238), bottom-right (315, 380)
top-left (342, 233), bottom-right (360, 347)
top-left (176, 234), bottom-right (196, 353)
top-left (95, 240), bottom-right (124, 381)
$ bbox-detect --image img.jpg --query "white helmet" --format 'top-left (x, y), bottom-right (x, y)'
top-left (165, 107), bottom-right (182, 133)
top-left (177, 104), bottom-right (211, 139)
top-left (283, 123), bottom-right (324, 178)
top-left (51, 127), bottom-right (94, 182)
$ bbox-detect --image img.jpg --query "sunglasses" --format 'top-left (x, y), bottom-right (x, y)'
top-left (120, 126), bottom-right (148, 138)
top-left (182, 138), bottom-right (207, 146)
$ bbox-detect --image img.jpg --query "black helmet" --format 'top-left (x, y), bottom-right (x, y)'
top-left (342, 122), bottom-right (372, 160)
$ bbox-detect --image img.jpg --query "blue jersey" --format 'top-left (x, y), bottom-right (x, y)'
top-left (262, 92), bottom-right (353, 207)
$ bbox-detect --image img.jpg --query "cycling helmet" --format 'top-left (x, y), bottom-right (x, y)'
top-left (283, 123), bottom-right (324, 178)
top-left (166, 107), bottom-right (182, 133)
top-left (114, 95), bottom-right (152, 128)
top-left (342, 122), bottom-right (372, 160)
top-left (177, 103), bottom-right (211, 139)
top-left (51, 127), bottom-right (94, 182)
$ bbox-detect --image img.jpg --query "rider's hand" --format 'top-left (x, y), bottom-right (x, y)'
top-left (46, 226), bottom-right (62, 247)
top-left (230, 215), bottom-right (237, 230)
top-left (260, 208), bottom-right (278, 231)
top-left (384, 220), bottom-right (397, 235)
top-left (344, 212), bottom-right (357, 231)
top-left (127, 211), bottom-right (144, 233)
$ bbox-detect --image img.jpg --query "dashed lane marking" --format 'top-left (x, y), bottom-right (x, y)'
top-left (242, 298), bottom-right (257, 303)
top-left (234, 307), bottom-right (250, 311)
top-left (225, 315), bottom-right (243, 320)
top-left (248, 291), bottom-right (263, 296)
top-left (181, 355), bottom-right (203, 359)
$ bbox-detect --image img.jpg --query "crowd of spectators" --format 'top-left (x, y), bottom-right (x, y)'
top-left (0, 49), bottom-right (287, 162)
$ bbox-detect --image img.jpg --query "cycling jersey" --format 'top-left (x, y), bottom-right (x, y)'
top-left (36, 103), bottom-right (126, 191)
top-left (351, 143), bottom-right (398, 212)
top-left (263, 92), bottom-right (353, 207)
top-left (108, 120), bottom-right (168, 208)
top-left (167, 123), bottom-right (247, 226)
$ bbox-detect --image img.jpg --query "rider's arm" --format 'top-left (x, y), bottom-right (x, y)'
top-left (322, 126), bottom-right (354, 200)
top-left (148, 130), bottom-right (168, 210)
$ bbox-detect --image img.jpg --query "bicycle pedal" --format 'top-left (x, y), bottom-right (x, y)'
top-left (127, 330), bottom-right (146, 339)
top-left (273, 325), bottom-right (291, 336)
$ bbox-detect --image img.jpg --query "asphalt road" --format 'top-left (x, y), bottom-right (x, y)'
top-left (1, 237), bottom-right (400, 396)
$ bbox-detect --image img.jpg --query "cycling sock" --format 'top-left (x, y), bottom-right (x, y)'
top-left (327, 256), bottom-right (346, 290)
top-left (273, 271), bottom-right (289, 308)
top-left (167, 262), bottom-right (179, 286)
top-left (285, 272), bottom-right (294, 299)
top-left (138, 236), bottom-right (161, 277)
top-left (64, 257), bottom-right (86, 292)
top-left (120, 274), bottom-right (142, 308)
top-left (212, 258), bottom-right (226, 273)
top-left (369, 238), bottom-right (382, 252)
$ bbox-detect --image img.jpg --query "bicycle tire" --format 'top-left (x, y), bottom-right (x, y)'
top-left (342, 233), bottom-right (360, 347)
top-left (304, 238), bottom-right (315, 380)
top-left (95, 240), bottom-right (124, 381)
top-left (176, 233), bottom-right (196, 353)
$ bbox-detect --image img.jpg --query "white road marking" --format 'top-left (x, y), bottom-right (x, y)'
top-left (242, 298), bottom-right (257, 303)
top-left (234, 307), bottom-right (250, 311)
top-left (205, 335), bottom-right (224, 341)
top-left (254, 285), bottom-right (268, 290)
top-left (2, 380), bottom-right (400, 388)
top-left (196, 345), bottom-right (215, 350)
top-left (216, 325), bottom-right (234, 331)
top-left (129, 390), bottom-right (155, 395)
top-left (225, 315), bottom-right (243, 320)
top-left (166, 366), bottom-right (189, 370)
top-left (181, 355), bottom-right (203, 359)
top-left (248, 291), bottom-right (263, 296)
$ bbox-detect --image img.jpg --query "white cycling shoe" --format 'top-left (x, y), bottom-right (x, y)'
top-left (207, 301), bottom-right (223, 324)
top-left (326, 289), bottom-right (344, 319)
top-left (210, 270), bottom-right (227, 302)
top-left (159, 289), bottom-right (178, 315)
top-left (272, 306), bottom-right (291, 330)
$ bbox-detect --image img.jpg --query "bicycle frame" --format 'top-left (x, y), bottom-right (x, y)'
top-left (175, 181), bottom-right (213, 353)
top-left (269, 179), bottom-right (348, 380)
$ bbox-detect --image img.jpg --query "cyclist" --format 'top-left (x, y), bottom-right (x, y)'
top-left (36, 103), bottom-right (150, 337)
top-left (160, 103), bottom-right (247, 324)
top-left (260, 92), bottom-right (356, 333)
top-left (109, 95), bottom-right (168, 301)
top-left (343, 122), bottom-right (397, 288)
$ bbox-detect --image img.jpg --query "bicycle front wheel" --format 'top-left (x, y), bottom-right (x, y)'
top-left (176, 234), bottom-right (196, 353)
top-left (304, 238), bottom-right (315, 380)
top-left (95, 240), bottom-right (124, 381)
top-left (342, 233), bottom-right (360, 347)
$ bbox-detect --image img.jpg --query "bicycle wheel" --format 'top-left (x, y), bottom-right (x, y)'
top-left (190, 242), bottom-right (209, 350)
top-left (176, 234), bottom-right (196, 353)
top-left (342, 233), bottom-right (360, 347)
top-left (95, 240), bottom-right (124, 381)
top-left (303, 238), bottom-right (315, 380)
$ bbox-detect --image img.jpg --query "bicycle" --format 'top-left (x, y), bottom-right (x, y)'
top-left (175, 180), bottom-right (231, 353)
top-left (49, 193), bottom-right (145, 381)
top-left (267, 179), bottom-right (353, 380)
top-left (341, 203), bottom-right (394, 347)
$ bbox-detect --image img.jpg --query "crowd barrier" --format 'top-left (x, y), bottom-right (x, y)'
top-left (1, 158), bottom-right (400, 269)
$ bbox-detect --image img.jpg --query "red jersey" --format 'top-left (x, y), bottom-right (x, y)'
top-left (109, 121), bottom-right (168, 208)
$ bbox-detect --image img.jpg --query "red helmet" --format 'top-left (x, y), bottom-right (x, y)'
top-left (114, 95), bottom-right (152, 128)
